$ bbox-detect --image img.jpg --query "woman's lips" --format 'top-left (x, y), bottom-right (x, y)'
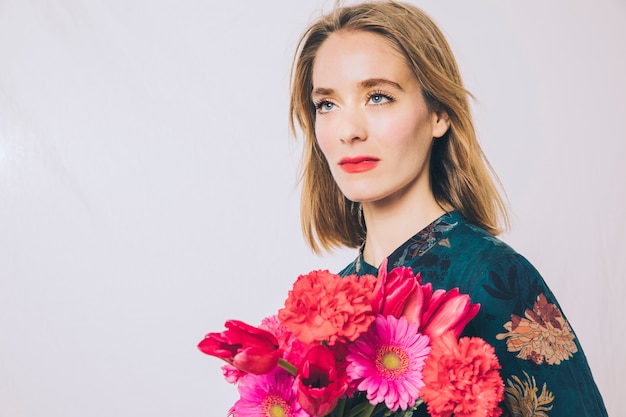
top-left (338, 156), bottom-right (380, 173)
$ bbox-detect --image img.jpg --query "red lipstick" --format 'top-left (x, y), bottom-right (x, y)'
top-left (338, 156), bottom-right (379, 173)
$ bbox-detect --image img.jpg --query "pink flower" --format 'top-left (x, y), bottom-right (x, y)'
top-left (373, 259), bottom-right (479, 339)
top-left (419, 286), bottom-right (480, 339)
top-left (372, 259), bottom-right (420, 318)
top-left (198, 320), bottom-right (280, 375)
top-left (346, 315), bottom-right (431, 411)
top-left (228, 367), bottom-right (311, 417)
top-left (421, 331), bottom-right (504, 417)
top-left (260, 315), bottom-right (311, 369)
top-left (296, 345), bottom-right (349, 416)
top-left (278, 270), bottom-right (377, 345)
top-left (222, 364), bottom-right (246, 384)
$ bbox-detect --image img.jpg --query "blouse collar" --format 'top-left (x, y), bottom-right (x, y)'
top-left (352, 210), bottom-right (464, 275)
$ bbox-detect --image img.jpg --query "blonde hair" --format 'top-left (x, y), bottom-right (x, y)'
top-left (289, 0), bottom-right (509, 253)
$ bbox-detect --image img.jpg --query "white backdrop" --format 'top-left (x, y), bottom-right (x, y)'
top-left (1, 1), bottom-right (624, 416)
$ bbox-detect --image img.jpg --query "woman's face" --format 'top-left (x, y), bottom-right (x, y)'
top-left (312, 30), bottom-right (449, 206)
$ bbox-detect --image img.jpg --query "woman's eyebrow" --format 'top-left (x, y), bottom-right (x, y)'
top-left (311, 87), bottom-right (334, 96)
top-left (360, 78), bottom-right (403, 91)
top-left (311, 78), bottom-right (403, 97)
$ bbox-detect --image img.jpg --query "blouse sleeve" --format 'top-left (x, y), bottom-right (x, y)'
top-left (466, 252), bottom-right (608, 417)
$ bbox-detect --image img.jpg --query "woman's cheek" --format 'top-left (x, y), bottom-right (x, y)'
top-left (314, 124), bottom-right (334, 157)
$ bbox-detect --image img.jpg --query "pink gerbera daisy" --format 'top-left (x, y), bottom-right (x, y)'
top-left (229, 367), bottom-right (310, 417)
top-left (346, 315), bottom-right (431, 411)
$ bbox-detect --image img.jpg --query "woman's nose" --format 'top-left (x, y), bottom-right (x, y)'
top-left (338, 107), bottom-right (367, 143)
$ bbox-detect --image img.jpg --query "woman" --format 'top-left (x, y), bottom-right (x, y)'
top-left (289, 1), bottom-right (607, 416)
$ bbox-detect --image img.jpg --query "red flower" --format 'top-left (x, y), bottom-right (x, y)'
top-left (198, 320), bottom-right (280, 375)
top-left (421, 331), bottom-right (504, 417)
top-left (403, 282), bottom-right (480, 339)
top-left (278, 270), bottom-right (377, 345)
top-left (296, 345), bottom-right (348, 416)
top-left (372, 259), bottom-right (478, 339)
top-left (372, 258), bottom-right (420, 318)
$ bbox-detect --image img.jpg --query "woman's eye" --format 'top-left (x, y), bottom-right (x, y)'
top-left (315, 100), bottom-right (336, 113)
top-left (368, 94), bottom-right (390, 105)
top-left (367, 91), bottom-right (395, 105)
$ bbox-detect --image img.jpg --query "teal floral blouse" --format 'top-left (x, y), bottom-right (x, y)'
top-left (339, 211), bottom-right (607, 417)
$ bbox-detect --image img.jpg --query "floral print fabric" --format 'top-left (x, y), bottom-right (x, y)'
top-left (505, 372), bottom-right (554, 417)
top-left (496, 293), bottom-right (577, 366)
top-left (340, 211), bottom-right (607, 417)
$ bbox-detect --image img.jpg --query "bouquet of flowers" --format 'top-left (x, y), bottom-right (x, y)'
top-left (198, 260), bottom-right (504, 417)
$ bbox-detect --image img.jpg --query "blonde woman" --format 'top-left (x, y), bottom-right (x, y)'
top-left (290, 1), bottom-right (607, 416)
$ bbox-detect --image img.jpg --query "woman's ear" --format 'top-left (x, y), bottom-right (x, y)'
top-left (432, 109), bottom-right (451, 139)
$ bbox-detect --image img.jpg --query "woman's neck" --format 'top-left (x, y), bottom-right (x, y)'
top-left (361, 193), bottom-right (445, 268)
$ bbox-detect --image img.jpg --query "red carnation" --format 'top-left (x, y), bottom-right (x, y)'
top-left (421, 331), bottom-right (504, 417)
top-left (278, 270), bottom-right (377, 345)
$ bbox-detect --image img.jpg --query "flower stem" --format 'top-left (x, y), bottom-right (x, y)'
top-left (333, 397), bottom-right (346, 416)
top-left (277, 358), bottom-right (297, 376)
top-left (358, 403), bottom-right (376, 417)
top-left (345, 401), bottom-right (375, 417)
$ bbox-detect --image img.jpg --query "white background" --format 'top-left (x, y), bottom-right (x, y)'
top-left (1, 1), bottom-right (624, 416)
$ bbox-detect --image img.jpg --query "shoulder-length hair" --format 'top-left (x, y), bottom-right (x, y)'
top-left (289, 0), bottom-right (509, 253)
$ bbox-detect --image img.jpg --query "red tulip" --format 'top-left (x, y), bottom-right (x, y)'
top-left (419, 286), bottom-right (480, 339)
top-left (197, 320), bottom-right (280, 375)
top-left (296, 345), bottom-right (348, 416)
top-left (372, 258), bottom-right (420, 318)
top-left (373, 259), bottom-right (480, 339)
